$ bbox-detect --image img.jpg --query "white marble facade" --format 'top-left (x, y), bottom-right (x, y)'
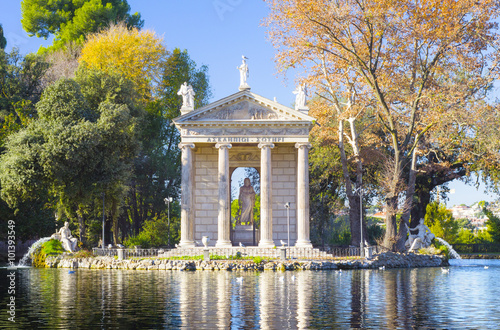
top-left (173, 89), bottom-right (315, 248)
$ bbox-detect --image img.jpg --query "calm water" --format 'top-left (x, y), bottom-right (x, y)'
top-left (1, 259), bottom-right (499, 329)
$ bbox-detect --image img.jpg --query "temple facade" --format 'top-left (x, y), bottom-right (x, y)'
top-left (173, 85), bottom-right (315, 248)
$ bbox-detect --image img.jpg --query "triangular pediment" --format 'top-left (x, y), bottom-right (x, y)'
top-left (173, 90), bottom-right (315, 124)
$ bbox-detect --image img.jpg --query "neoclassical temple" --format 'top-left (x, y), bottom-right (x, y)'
top-left (173, 63), bottom-right (315, 248)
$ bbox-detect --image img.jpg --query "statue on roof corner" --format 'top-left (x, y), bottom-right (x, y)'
top-left (293, 83), bottom-right (308, 111)
top-left (178, 82), bottom-right (195, 109)
top-left (237, 55), bottom-right (250, 90)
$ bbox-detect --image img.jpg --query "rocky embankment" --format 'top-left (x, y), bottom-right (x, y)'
top-left (44, 252), bottom-right (448, 271)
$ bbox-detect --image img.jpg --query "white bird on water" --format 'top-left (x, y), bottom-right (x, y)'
top-left (379, 266), bottom-right (386, 270)
top-left (441, 267), bottom-right (450, 273)
top-left (484, 266), bottom-right (489, 269)
top-left (239, 242), bottom-right (246, 248)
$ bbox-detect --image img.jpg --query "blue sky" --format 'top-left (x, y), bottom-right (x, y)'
top-left (1, 1), bottom-right (496, 207)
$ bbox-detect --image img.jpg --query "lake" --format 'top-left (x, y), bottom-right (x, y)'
top-left (1, 259), bottom-right (498, 329)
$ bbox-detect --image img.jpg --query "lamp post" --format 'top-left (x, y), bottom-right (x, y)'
top-left (102, 191), bottom-right (105, 250)
top-left (164, 197), bottom-right (173, 247)
top-left (285, 202), bottom-right (290, 251)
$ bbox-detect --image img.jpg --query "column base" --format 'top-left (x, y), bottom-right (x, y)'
top-left (178, 240), bottom-right (195, 248)
top-left (295, 240), bottom-right (313, 248)
top-left (258, 239), bottom-right (275, 248)
top-left (215, 240), bottom-right (232, 248)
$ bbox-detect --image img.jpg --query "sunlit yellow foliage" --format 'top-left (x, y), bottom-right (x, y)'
top-left (79, 23), bottom-right (166, 101)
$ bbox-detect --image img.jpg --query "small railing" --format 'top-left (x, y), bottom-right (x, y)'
top-left (452, 243), bottom-right (500, 254)
top-left (318, 245), bottom-right (386, 258)
top-left (92, 247), bottom-right (167, 258)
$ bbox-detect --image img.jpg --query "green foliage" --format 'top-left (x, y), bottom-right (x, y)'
top-left (308, 138), bottom-right (345, 246)
top-left (72, 249), bottom-right (93, 258)
top-left (0, 71), bottom-right (141, 244)
top-left (124, 49), bottom-right (211, 236)
top-left (484, 208), bottom-right (500, 243)
top-left (425, 202), bottom-right (458, 243)
top-left (456, 218), bottom-right (474, 231)
top-left (252, 256), bottom-right (263, 264)
top-left (367, 223), bottom-right (385, 245)
top-left (326, 216), bottom-right (352, 245)
top-left (0, 24), bottom-right (6, 49)
top-left (31, 239), bottom-right (65, 267)
top-left (41, 239), bottom-right (65, 256)
top-left (456, 228), bottom-right (476, 244)
top-left (419, 242), bottom-right (447, 257)
top-left (0, 49), bottom-right (49, 147)
top-left (21, 0), bottom-right (143, 51)
top-left (476, 229), bottom-right (493, 243)
top-left (124, 216), bottom-right (175, 248)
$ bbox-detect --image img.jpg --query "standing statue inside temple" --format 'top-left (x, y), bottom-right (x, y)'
top-left (238, 178), bottom-right (256, 225)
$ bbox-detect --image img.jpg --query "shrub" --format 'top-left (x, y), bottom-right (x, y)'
top-left (124, 216), bottom-right (176, 248)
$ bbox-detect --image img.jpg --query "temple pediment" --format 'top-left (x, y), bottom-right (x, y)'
top-left (173, 90), bottom-right (315, 142)
top-left (193, 100), bottom-right (283, 121)
top-left (174, 90), bottom-right (314, 124)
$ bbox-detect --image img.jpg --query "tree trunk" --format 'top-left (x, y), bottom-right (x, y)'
top-left (111, 197), bottom-right (120, 245)
top-left (131, 182), bottom-right (140, 235)
top-left (411, 189), bottom-right (431, 228)
top-left (384, 196), bottom-right (399, 251)
top-left (76, 206), bottom-right (86, 245)
top-left (397, 148), bottom-right (418, 251)
top-left (338, 118), bottom-right (365, 246)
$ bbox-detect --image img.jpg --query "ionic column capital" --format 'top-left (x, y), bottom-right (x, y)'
top-left (178, 142), bottom-right (195, 150)
top-left (215, 142), bottom-right (232, 149)
top-left (295, 142), bottom-right (312, 150)
top-left (258, 142), bottom-right (275, 149)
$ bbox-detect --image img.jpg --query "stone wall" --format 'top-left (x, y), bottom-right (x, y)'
top-left (193, 146), bottom-right (219, 243)
top-left (271, 145), bottom-right (297, 244)
top-left (44, 252), bottom-right (448, 271)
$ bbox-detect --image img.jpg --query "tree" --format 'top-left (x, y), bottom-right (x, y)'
top-left (266, 0), bottom-right (500, 250)
top-left (0, 49), bottom-right (49, 147)
top-left (484, 208), bottom-right (500, 243)
top-left (0, 24), bottom-right (6, 49)
top-left (79, 23), bottom-right (167, 101)
top-left (123, 49), bottom-right (211, 236)
top-left (424, 202), bottom-right (458, 243)
top-left (21, 0), bottom-right (143, 51)
top-left (0, 72), bottom-right (142, 244)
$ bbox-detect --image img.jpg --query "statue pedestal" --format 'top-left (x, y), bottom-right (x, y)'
top-left (233, 225), bottom-right (258, 246)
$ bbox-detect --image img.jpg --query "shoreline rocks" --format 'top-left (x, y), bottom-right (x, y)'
top-left (44, 251), bottom-right (449, 271)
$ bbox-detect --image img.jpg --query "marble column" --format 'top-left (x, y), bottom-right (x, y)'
top-left (178, 143), bottom-right (195, 248)
top-left (295, 142), bottom-right (313, 247)
top-left (216, 142), bottom-right (232, 247)
top-left (258, 142), bottom-right (275, 247)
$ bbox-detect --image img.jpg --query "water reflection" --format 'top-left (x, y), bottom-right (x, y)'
top-left (1, 260), bottom-right (500, 329)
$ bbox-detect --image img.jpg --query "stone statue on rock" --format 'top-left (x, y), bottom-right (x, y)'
top-left (177, 82), bottom-right (195, 109)
top-left (405, 218), bottom-right (435, 251)
top-left (51, 221), bottom-right (79, 253)
top-left (293, 83), bottom-right (308, 110)
top-left (237, 55), bottom-right (250, 90)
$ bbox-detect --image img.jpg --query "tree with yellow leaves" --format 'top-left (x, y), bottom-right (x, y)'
top-left (266, 0), bottom-right (500, 250)
top-left (79, 23), bottom-right (167, 101)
